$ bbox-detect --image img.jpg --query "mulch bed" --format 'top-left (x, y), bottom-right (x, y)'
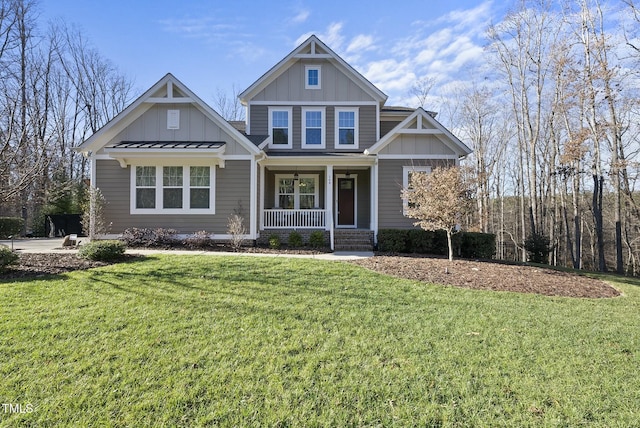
top-left (2, 252), bottom-right (621, 299)
top-left (351, 255), bottom-right (620, 298)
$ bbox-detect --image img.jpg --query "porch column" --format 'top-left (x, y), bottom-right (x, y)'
top-left (370, 159), bottom-right (378, 239)
top-left (326, 165), bottom-right (334, 250)
top-left (259, 162), bottom-right (265, 231)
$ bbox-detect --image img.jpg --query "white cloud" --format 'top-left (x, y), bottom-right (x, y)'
top-left (291, 9), bottom-right (310, 24)
top-left (347, 34), bottom-right (375, 53)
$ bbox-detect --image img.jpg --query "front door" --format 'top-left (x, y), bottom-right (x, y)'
top-left (337, 177), bottom-right (355, 227)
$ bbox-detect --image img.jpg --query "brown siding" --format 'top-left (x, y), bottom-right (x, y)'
top-left (377, 159), bottom-right (454, 229)
top-left (96, 159), bottom-right (252, 234)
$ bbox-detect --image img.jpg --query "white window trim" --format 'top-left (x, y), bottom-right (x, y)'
top-left (305, 65), bottom-right (321, 89)
top-left (301, 107), bottom-right (326, 149)
top-left (268, 107), bottom-right (293, 149)
top-left (402, 165), bottom-right (431, 215)
top-left (130, 164), bottom-right (216, 214)
top-left (275, 174), bottom-right (320, 209)
top-left (335, 107), bottom-right (359, 149)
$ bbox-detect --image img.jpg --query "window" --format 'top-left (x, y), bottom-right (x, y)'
top-left (131, 165), bottom-right (215, 214)
top-left (305, 65), bottom-right (321, 89)
top-left (302, 107), bottom-right (325, 148)
top-left (135, 166), bottom-right (156, 209)
top-left (276, 175), bottom-right (319, 209)
top-left (335, 108), bottom-right (359, 148)
top-left (269, 107), bottom-right (292, 148)
top-left (402, 165), bottom-right (431, 215)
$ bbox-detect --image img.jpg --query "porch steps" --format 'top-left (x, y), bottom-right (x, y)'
top-left (334, 230), bottom-right (374, 252)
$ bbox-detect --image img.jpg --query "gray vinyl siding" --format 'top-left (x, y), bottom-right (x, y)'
top-left (380, 120), bottom-right (402, 138)
top-left (251, 60), bottom-right (374, 103)
top-left (95, 159), bottom-right (251, 234)
top-left (98, 104), bottom-right (251, 156)
top-left (377, 159), bottom-right (454, 229)
top-left (249, 104), bottom-right (377, 151)
top-left (354, 171), bottom-right (371, 228)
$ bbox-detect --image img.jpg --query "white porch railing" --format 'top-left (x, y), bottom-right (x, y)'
top-left (263, 209), bottom-right (327, 229)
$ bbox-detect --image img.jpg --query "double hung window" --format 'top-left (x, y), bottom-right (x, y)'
top-left (276, 175), bottom-right (318, 209)
top-left (269, 107), bottom-right (293, 148)
top-left (335, 108), bottom-right (359, 148)
top-left (302, 107), bottom-right (325, 148)
top-left (132, 165), bottom-right (214, 214)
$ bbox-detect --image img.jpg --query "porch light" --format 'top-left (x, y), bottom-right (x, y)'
top-left (293, 171), bottom-right (299, 181)
top-left (345, 171), bottom-right (351, 177)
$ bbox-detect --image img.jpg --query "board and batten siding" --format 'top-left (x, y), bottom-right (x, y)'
top-left (251, 60), bottom-right (374, 103)
top-left (250, 105), bottom-right (377, 151)
top-left (97, 104), bottom-right (251, 156)
top-left (377, 134), bottom-right (456, 156)
top-left (95, 159), bottom-right (252, 234)
top-left (377, 159), bottom-right (454, 229)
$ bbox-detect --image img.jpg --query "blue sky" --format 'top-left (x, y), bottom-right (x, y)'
top-left (40, 0), bottom-right (509, 108)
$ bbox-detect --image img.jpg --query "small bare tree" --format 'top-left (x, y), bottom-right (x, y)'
top-left (227, 214), bottom-right (246, 251)
top-left (81, 186), bottom-right (110, 241)
top-left (402, 166), bottom-right (472, 261)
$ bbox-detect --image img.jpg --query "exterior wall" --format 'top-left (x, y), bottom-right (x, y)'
top-left (250, 104), bottom-right (377, 151)
top-left (95, 159), bottom-right (252, 234)
top-left (380, 120), bottom-right (402, 138)
top-left (377, 159), bottom-right (454, 229)
top-left (251, 60), bottom-right (374, 103)
top-left (378, 134), bottom-right (456, 156)
top-left (97, 104), bottom-right (251, 156)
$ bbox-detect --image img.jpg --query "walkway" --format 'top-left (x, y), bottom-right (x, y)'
top-left (0, 238), bottom-right (373, 260)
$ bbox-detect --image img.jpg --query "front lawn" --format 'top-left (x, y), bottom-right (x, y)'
top-left (1, 255), bottom-right (639, 426)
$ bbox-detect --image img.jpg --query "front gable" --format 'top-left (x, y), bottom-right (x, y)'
top-left (76, 74), bottom-right (260, 162)
top-left (368, 108), bottom-right (472, 158)
top-left (239, 35), bottom-right (387, 105)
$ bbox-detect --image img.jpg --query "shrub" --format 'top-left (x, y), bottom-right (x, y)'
top-left (0, 217), bottom-right (24, 239)
top-left (227, 214), bottom-right (246, 251)
top-left (524, 232), bottom-right (551, 264)
top-left (407, 229), bottom-right (435, 254)
top-left (377, 229), bottom-right (408, 253)
top-left (0, 245), bottom-right (19, 272)
top-left (120, 228), bottom-right (178, 247)
top-left (309, 231), bottom-right (326, 248)
top-left (184, 231), bottom-right (212, 249)
top-left (78, 240), bottom-right (125, 262)
top-left (460, 232), bottom-right (496, 259)
top-left (288, 231), bottom-right (303, 248)
top-left (269, 234), bottom-right (281, 249)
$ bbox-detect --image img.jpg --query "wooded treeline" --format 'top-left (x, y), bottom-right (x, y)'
top-left (0, 0), bottom-right (132, 231)
top-left (444, 0), bottom-right (640, 274)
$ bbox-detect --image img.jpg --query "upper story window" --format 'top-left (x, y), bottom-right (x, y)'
top-left (305, 65), bottom-right (321, 89)
top-left (132, 165), bottom-right (215, 214)
top-left (302, 107), bottom-right (325, 149)
top-left (269, 107), bottom-right (292, 149)
top-left (335, 108), bottom-right (359, 149)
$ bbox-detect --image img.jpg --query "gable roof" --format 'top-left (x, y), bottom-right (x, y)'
top-left (238, 35), bottom-right (388, 105)
top-left (367, 107), bottom-right (472, 157)
top-left (76, 73), bottom-right (260, 155)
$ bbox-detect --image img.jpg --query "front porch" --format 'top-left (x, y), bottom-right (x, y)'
top-left (258, 158), bottom-right (377, 249)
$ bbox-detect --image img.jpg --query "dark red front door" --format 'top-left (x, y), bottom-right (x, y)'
top-left (337, 177), bottom-right (355, 226)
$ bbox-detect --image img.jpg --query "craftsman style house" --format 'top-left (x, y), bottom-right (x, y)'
top-left (77, 35), bottom-right (471, 250)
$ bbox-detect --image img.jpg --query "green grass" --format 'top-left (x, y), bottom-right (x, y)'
top-left (1, 255), bottom-right (639, 427)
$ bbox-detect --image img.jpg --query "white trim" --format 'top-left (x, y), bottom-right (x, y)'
top-left (274, 174), bottom-right (320, 209)
top-left (335, 174), bottom-right (357, 228)
top-left (294, 54), bottom-right (332, 59)
top-left (268, 107), bottom-right (293, 149)
top-left (378, 154), bottom-right (459, 160)
top-left (130, 164), bottom-right (216, 215)
top-left (304, 65), bottom-right (321, 90)
top-left (335, 107), bottom-right (359, 149)
top-left (370, 160), bottom-right (378, 236)
top-left (402, 165), bottom-right (431, 215)
top-left (250, 157), bottom-right (257, 239)
top-left (301, 107), bottom-right (326, 149)
top-left (250, 100), bottom-right (378, 106)
top-left (259, 163), bottom-right (265, 230)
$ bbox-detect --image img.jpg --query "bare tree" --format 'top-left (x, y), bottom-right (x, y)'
top-left (213, 84), bottom-right (245, 121)
top-left (402, 166), bottom-right (472, 261)
top-left (408, 77), bottom-right (436, 108)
